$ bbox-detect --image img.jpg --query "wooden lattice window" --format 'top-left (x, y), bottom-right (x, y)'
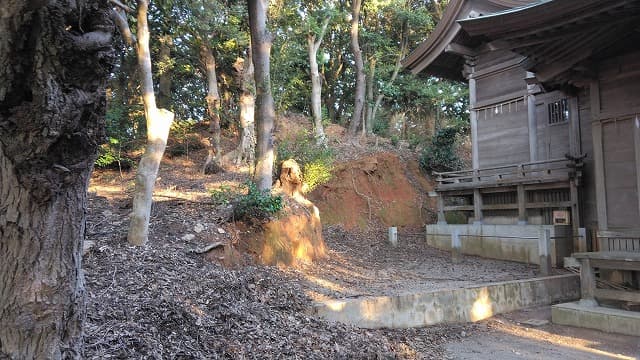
top-left (548, 98), bottom-right (569, 125)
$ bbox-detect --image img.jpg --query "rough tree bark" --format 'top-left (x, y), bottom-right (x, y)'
top-left (348, 0), bottom-right (366, 139)
top-left (127, 0), bottom-right (175, 246)
top-left (0, 1), bottom-right (114, 358)
top-left (201, 43), bottom-right (223, 174)
top-left (248, 0), bottom-right (276, 191)
top-left (308, 17), bottom-right (330, 146)
top-left (232, 55), bottom-right (256, 166)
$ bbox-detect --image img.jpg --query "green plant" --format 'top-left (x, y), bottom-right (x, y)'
top-left (210, 185), bottom-right (236, 205)
top-left (420, 127), bottom-right (463, 173)
top-left (390, 134), bottom-right (400, 147)
top-left (95, 138), bottom-right (134, 169)
top-left (233, 181), bottom-right (284, 221)
top-left (276, 131), bottom-right (335, 192)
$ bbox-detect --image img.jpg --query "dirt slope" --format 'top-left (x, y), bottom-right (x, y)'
top-left (309, 152), bottom-right (435, 230)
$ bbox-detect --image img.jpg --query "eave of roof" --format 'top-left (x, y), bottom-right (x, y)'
top-left (402, 0), bottom-right (535, 79)
top-left (458, 0), bottom-right (640, 87)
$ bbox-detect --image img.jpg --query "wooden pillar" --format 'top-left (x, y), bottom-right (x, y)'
top-left (526, 72), bottom-right (538, 162)
top-left (579, 258), bottom-right (598, 307)
top-left (591, 80), bottom-right (607, 231)
top-left (469, 77), bottom-right (479, 169)
top-left (473, 188), bottom-right (483, 224)
top-left (634, 115), bottom-right (640, 219)
top-left (570, 178), bottom-right (582, 251)
top-left (437, 194), bottom-right (447, 224)
top-left (517, 185), bottom-right (527, 224)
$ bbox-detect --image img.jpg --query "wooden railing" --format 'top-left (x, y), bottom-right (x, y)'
top-left (434, 157), bottom-right (576, 190)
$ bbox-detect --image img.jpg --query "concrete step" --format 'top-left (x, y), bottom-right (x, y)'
top-left (552, 301), bottom-right (640, 336)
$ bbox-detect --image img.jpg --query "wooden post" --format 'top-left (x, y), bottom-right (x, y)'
top-left (473, 188), bottom-right (483, 224)
top-left (469, 76), bottom-right (479, 169)
top-left (451, 228), bottom-right (461, 264)
top-left (578, 227), bottom-right (587, 253)
top-left (437, 194), bottom-right (447, 224)
top-left (591, 80), bottom-right (608, 231)
top-left (517, 184), bottom-right (527, 224)
top-left (570, 178), bottom-right (581, 251)
top-left (538, 228), bottom-right (551, 276)
top-left (526, 72), bottom-right (538, 162)
top-left (579, 258), bottom-right (598, 307)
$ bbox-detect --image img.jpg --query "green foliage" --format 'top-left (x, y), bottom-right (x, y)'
top-left (166, 119), bottom-right (204, 157)
top-left (95, 139), bottom-right (134, 169)
top-left (210, 182), bottom-right (284, 221)
top-left (372, 117), bottom-right (390, 137)
top-left (210, 185), bottom-right (236, 206)
top-left (420, 127), bottom-right (463, 173)
top-left (276, 131), bottom-right (335, 192)
top-left (390, 134), bottom-right (400, 147)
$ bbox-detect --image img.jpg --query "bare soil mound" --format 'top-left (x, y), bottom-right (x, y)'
top-left (309, 152), bottom-right (435, 230)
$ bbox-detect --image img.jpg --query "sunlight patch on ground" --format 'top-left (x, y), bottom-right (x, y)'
top-left (493, 320), bottom-right (637, 360)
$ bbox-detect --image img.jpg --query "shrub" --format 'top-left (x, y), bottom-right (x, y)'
top-left (233, 181), bottom-right (283, 221)
top-left (276, 131), bottom-right (335, 193)
top-left (211, 182), bottom-right (284, 221)
top-left (420, 127), bottom-right (463, 173)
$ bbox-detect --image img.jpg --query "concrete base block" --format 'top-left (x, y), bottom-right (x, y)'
top-left (312, 274), bottom-right (579, 329)
top-left (552, 301), bottom-right (640, 336)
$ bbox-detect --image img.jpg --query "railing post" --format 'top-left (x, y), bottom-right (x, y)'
top-left (473, 188), bottom-right (483, 224)
top-left (578, 227), bottom-right (587, 252)
top-left (579, 258), bottom-right (598, 307)
top-left (451, 228), bottom-right (461, 264)
top-left (437, 194), bottom-right (447, 224)
top-left (517, 184), bottom-right (527, 225)
top-left (538, 228), bottom-right (551, 276)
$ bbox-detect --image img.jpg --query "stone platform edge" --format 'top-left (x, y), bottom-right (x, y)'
top-left (312, 274), bottom-right (579, 329)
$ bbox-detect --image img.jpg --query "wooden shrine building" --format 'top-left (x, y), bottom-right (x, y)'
top-left (404, 0), bottom-right (640, 256)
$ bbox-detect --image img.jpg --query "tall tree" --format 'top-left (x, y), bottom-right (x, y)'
top-left (307, 11), bottom-right (331, 145)
top-left (233, 53), bottom-right (257, 166)
top-left (127, 0), bottom-right (175, 246)
top-left (348, 0), bottom-right (366, 138)
top-left (0, 0), bottom-right (114, 357)
top-left (201, 42), bottom-right (224, 174)
top-left (248, 0), bottom-right (276, 191)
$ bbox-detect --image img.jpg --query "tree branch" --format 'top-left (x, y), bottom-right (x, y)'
top-left (108, 0), bottom-right (132, 13)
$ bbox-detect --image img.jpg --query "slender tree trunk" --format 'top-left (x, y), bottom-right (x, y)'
top-left (0, 1), bottom-right (114, 358)
top-left (248, 0), bottom-right (276, 191)
top-left (365, 57), bottom-right (376, 135)
top-left (157, 35), bottom-right (173, 109)
top-left (127, 0), bottom-right (175, 246)
top-left (348, 0), bottom-right (366, 139)
top-left (233, 55), bottom-right (256, 166)
top-left (308, 17), bottom-right (330, 146)
top-left (370, 24), bottom-right (408, 127)
top-left (201, 43), bottom-right (223, 174)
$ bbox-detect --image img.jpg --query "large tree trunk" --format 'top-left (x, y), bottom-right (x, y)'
top-left (233, 55), bottom-right (256, 166)
top-left (127, 0), bottom-right (175, 246)
top-left (0, 1), bottom-right (114, 358)
top-left (201, 43), bottom-right (223, 174)
top-left (308, 17), bottom-right (330, 146)
top-left (248, 0), bottom-right (276, 191)
top-left (348, 0), bottom-right (366, 139)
